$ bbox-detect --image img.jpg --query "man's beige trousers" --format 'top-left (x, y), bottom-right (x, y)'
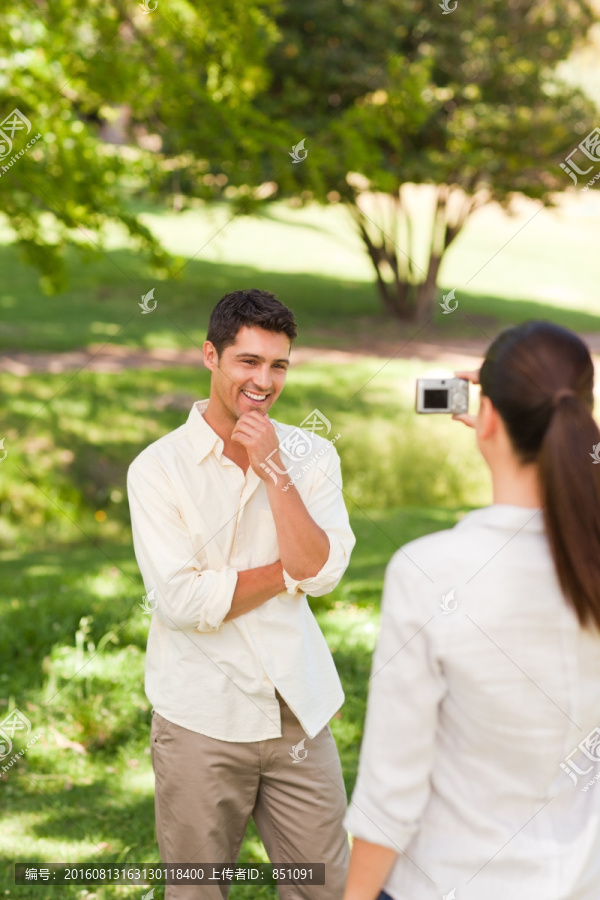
top-left (150, 694), bottom-right (350, 899)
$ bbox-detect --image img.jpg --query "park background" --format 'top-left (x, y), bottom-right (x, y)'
top-left (1, 0), bottom-right (600, 897)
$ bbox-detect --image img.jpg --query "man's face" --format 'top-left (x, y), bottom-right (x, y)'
top-left (204, 326), bottom-right (290, 422)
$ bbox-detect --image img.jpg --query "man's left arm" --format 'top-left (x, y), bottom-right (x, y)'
top-left (232, 411), bottom-right (355, 594)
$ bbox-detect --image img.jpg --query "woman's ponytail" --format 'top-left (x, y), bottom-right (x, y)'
top-left (538, 392), bottom-right (600, 628)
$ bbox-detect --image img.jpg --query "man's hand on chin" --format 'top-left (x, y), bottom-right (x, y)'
top-left (231, 410), bottom-right (286, 481)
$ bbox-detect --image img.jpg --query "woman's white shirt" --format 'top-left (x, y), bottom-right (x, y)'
top-left (344, 504), bottom-right (600, 900)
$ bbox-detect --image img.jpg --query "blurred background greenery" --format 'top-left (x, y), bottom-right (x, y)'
top-left (1, 0), bottom-right (600, 897)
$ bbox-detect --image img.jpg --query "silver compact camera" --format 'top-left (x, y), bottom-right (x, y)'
top-left (416, 377), bottom-right (469, 415)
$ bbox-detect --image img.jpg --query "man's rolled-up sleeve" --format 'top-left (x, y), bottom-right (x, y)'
top-left (282, 442), bottom-right (356, 597)
top-left (127, 456), bottom-right (238, 633)
top-left (344, 554), bottom-right (446, 851)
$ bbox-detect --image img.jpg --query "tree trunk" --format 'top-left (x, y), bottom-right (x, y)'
top-left (363, 252), bottom-right (433, 321)
top-left (347, 186), bottom-right (479, 321)
top-left (414, 254), bottom-right (442, 322)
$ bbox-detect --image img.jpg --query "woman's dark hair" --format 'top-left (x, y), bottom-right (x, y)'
top-left (480, 320), bottom-right (600, 630)
top-left (206, 288), bottom-right (297, 356)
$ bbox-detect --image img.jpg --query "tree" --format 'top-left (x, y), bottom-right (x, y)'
top-left (262, 0), bottom-right (599, 320)
top-left (0, 0), bottom-right (279, 291)
top-left (1, 0), bottom-right (598, 317)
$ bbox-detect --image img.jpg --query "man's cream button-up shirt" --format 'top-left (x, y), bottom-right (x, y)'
top-left (127, 399), bottom-right (355, 742)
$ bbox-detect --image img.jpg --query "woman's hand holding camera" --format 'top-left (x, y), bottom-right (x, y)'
top-left (452, 367), bottom-right (481, 429)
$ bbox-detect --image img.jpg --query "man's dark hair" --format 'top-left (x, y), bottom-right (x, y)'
top-left (206, 289), bottom-right (298, 356)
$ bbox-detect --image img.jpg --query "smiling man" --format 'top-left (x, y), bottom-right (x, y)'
top-left (127, 288), bottom-right (355, 899)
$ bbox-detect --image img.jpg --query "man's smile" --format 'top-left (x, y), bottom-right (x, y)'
top-left (241, 389), bottom-right (269, 405)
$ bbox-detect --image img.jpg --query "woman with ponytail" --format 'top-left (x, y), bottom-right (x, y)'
top-left (343, 321), bottom-right (600, 900)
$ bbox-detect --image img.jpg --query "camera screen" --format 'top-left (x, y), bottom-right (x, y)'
top-left (424, 388), bottom-right (449, 409)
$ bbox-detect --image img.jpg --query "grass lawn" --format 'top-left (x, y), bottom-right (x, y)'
top-left (1, 357), bottom-right (482, 899)
top-left (0, 195), bottom-right (599, 356)
top-left (0, 505), bottom-right (461, 900)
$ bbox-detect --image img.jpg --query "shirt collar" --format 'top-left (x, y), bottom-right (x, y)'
top-left (186, 399), bottom-right (285, 465)
top-left (457, 504), bottom-right (545, 533)
top-left (187, 399), bottom-right (224, 464)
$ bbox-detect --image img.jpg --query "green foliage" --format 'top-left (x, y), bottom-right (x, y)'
top-left (267, 0), bottom-right (598, 197)
top-left (261, 0), bottom-right (600, 317)
top-left (0, 0), bottom-right (280, 290)
top-left (43, 617), bottom-right (148, 752)
top-left (1, 0), bottom-right (598, 308)
top-left (339, 412), bottom-right (487, 510)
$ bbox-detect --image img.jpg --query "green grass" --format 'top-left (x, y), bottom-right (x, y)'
top-left (1, 506), bottom-right (462, 900)
top-left (1, 357), bottom-right (478, 899)
top-left (0, 198), bottom-right (599, 356)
